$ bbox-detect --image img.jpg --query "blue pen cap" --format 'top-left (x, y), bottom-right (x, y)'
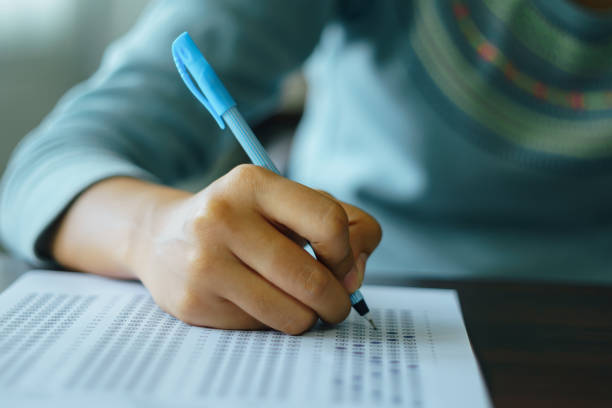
top-left (172, 32), bottom-right (236, 129)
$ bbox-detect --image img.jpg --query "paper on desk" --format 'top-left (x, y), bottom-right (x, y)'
top-left (0, 270), bottom-right (490, 408)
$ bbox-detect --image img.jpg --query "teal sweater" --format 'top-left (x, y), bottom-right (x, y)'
top-left (2, 0), bottom-right (612, 282)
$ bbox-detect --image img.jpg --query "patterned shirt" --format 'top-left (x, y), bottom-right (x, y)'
top-left (2, 0), bottom-right (612, 281)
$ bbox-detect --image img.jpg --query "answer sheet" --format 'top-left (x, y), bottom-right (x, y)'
top-left (0, 271), bottom-right (490, 407)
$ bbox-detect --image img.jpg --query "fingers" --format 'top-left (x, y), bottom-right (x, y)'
top-left (216, 258), bottom-right (320, 335)
top-left (147, 247), bottom-right (319, 334)
top-left (223, 211), bottom-right (351, 325)
top-left (338, 200), bottom-right (383, 257)
top-left (182, 164), bottom-right (382, 333)
top-left (312, 191), bottom-right (382, 291)
top-left (143, 269), bottom-right (267, 331)
top-left (218, 165), bottom-right (382, 293)
top-left (181, 295), bottom-right (268, 331)
top-left (322, 195), bottom-right (383, 292)
top-left (222, 165), bottom-right (355, 281)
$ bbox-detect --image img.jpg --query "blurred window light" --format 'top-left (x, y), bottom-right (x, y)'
top-left (0, 0), bottom-right (75, 53)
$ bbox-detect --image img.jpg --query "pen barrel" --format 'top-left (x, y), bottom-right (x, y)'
top-left (223, 107), bottom-right (280, 175)
top-left (350, 291), bottom-right (370, 315)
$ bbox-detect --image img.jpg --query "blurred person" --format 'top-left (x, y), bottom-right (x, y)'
top-left (1, 0), bottom-right (612, 334)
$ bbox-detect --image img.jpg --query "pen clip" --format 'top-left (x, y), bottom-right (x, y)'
top-left (172, 32), bottom-right (236, 129)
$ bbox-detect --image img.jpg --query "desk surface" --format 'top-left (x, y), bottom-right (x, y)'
top-left (1, 257), bottom-right (610, 407)
top-left (368, 276), bottom-right (612, 408)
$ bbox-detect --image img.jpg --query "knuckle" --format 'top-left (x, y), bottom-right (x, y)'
top-left (204, 196), bottom-right (233, 222)
top-left (227, 163), bottom-right (264, 188)
top-left (321, 202), bottom-right (349, 240)
top-left (303, 267), bottom-right (331, 301)
top-left (368, 214), bottom-right (383, 243)
top-left (193, 195), bottom-right (233, 233)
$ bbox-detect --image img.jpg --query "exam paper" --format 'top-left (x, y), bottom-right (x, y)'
top-left (0, 271), bottom-right (490, 408)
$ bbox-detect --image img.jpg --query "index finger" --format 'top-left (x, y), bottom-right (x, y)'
top-left (244, 168), bottom-right (355, 281)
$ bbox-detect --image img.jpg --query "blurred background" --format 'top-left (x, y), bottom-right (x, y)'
top-left (0, 0), bottom-right (304, 258)
top-left (0, 0), bottom-right (152, 273)
top-left (0, 0), bottom-right (150, 173)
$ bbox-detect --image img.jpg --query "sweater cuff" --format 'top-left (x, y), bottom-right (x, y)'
top-left (0, 152), bottom-right (159, 266)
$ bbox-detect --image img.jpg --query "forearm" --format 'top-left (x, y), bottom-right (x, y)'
top-left (2, 0), bottom-right (330, 264)
top-left (51, 177), bottom-right (190, 280)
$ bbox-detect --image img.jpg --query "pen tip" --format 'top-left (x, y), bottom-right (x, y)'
top-left (367, 318), bottom-right (377, 330)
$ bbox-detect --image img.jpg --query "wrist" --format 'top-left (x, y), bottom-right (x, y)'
top-left (52, 176), bottom-right (192, 280)
top-left (123, 182), bottom-right (192, 281)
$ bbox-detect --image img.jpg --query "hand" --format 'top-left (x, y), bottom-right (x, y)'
top-left (131, 165), bottom-right (381, 334)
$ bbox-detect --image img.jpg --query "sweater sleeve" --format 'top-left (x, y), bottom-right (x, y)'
top-left (0, 0), bottom-right (334, 264)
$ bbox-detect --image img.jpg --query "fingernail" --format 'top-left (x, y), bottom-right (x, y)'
top-left (344, 253), bottom-right (368, 293)
top-left (343, 263), bottom-right (359, 293)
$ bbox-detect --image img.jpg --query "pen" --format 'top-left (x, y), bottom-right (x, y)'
top-left (172, 32), bottom-right (376, 330)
